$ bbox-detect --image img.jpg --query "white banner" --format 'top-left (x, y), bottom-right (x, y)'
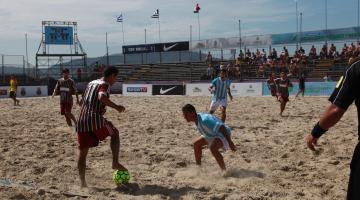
top-left (230, 83), bottom-right (262, 96)
top-left (122, 84), bottom-right (152, 96)
top-left (0, 86), bottom-right (48, 98)
top-left (186, 83), bottom-right (212, 96)
top-left (191, 35), bottom-right (272, 49)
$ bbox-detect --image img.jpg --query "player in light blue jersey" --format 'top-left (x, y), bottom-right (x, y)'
top-left (208, 69), bottom-right (233, 122)
top-left (182, 104), bottom-right (236, 170)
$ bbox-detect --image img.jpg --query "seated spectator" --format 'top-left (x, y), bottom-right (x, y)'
top-left (320, 44), bottom-right (328, 59)
top-left (256, 49), bottom-right (261, 60)
top-left (261, 49), bottom-right (267, 62)
top-left (328, 43), bottom-right (336, 58)
top-left (309, 45), bottom-right (317, 59)
top-left (239, 50), bottom-right (244, 61)
top-left (257, 64), bottom-right (265, 78)
top-left (299, 46), bottom-right (305, 55)
top-left (341, 43), bottom-right (348, 57)
top-left (271, 48), bottom-right (278, 60)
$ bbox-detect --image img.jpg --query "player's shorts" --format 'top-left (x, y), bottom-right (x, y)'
top-left (270, 89), bottom-right (277, 97)
top-left (202, 127), bottom-right (232, 151)
top-left (9, 91), bottom-right (16, 98)
top-left (77, 120), bottom-right (119, 150)
top-left (209, 99), bottom-right (227, 112)
top-left (347, 142), bottom-right (360, 199)
top-left (60, 102), bottom-right (73, 115)
top-left (278, 95), bottom-right (289, 103)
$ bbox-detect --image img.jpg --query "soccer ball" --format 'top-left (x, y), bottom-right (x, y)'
top-left (112, 170), bottom-right (130, 185)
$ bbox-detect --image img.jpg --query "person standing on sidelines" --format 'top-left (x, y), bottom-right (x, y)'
top-left (295, 74), bottom-right (305, 98)
top-left (306, 58), bottom-right (360, 199)
top-left (208, 68), bottom-right (233, 122)
top-left (52, 68), bottom-right (79, 127)
top-left (76, 66), bottom-right (127, 187)
top-left (9, 75), bottom-right (20, 106)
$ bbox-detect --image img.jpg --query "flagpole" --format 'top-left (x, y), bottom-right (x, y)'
top-left (121, 21), bottom-right (125, 45)
top-left (158, 17), bottom-right (161, 43)
top-left (197, 12), bottom-right (200, 41)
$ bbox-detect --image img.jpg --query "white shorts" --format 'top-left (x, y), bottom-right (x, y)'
top-left (202, 132), bottom-right (232, 151)
top-left (209, 99), bottom-right (227, 112)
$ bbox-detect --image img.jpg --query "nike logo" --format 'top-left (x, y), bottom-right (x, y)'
top-left (160, 86), bottom-right (177, 94)
top-left (163, 43), bottom-right (178, 51)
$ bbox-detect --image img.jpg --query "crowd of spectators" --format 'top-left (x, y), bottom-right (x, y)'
top-left (204, 42), bottom-right (360, 80)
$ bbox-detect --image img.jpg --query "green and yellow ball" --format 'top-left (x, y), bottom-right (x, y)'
top-left (112, 170), bottom-right (130, 185)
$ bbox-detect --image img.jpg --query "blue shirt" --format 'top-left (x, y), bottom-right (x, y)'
top-left (211, 77), bottom-right (231, 101)
top-left (196, 112), bottom-right (231, 141)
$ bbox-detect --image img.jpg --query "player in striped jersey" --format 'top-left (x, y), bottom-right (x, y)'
top-left (52, 68), bottom-right (79, 127)
top-left (208, 69), bottom-right (233, 122)
top-left (76, 66), bottom-right (126, 188)
top-left (182, 104), bottom-right (236, 170)
top-left (275, 72), bottom-right (292, 116)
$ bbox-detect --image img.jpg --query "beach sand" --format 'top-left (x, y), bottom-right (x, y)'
top-left (0, 95), bottom-right (357, 199)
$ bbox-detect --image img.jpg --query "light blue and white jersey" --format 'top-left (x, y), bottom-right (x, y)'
top-left (196, 112), bottom-right (231, 142)
top-left (211, 77), bottom-right (231, 101)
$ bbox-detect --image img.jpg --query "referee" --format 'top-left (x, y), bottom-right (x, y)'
top-left (306, 58), bottom-right (360, 199)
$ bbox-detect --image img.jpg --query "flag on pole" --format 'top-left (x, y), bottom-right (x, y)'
top-left (194, 4), bottom-right (200, 13)
top-left (151, 9), bottom-right (159, 18)
top-left (117, 14), bottom-right (123, 22)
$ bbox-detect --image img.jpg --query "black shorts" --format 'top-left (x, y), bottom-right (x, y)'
top-left (9, 91), bottom-right (16, 98)
top-left (348, 142), bottom-right (360, 199)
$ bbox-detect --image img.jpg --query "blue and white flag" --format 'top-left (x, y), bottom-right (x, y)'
top-left (151, 9), bottom-right (159, 18)
top-left (117, 14), bottom-right (123, 22)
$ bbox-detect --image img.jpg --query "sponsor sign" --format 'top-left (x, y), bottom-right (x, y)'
top-left (186, 83), bottom-right (212, 96)
top-left (191, 35), bottom-right (272, 49)
top-left (45, 26), bottom-right (73, 45)
top-left (123, 41), bottom-right (189, 54)
top-left (152, 85), bottom-right (185, 95)
top-left (230, 83), bottom-right (262, 96)
top-left (0, 86), bottom-right (48, 98)
top-left (122, 84), bottom-right (152, 96)
top-left (262, 82), bottom-right (336, 96)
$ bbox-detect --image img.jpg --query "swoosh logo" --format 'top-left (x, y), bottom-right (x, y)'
top-left (160, 86), bottom-right (177, 94)
top-left (163, 43), bottom-right (178, 51)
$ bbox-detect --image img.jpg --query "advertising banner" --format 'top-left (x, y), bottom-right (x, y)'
top-left (123, 41), bottom-right (189, 54)
top-left (186, 83), bottom-right (212, 96)
top-left (152, 85), bottom-right (185, 95)
top-left (45, 26), bottom-right (73, 45)
top-left (191, 35), bottom-right (272, 49)
top-left (0, 86), bottom-right (48, 98)
top-left (230, 83), bottom-right (262, 96)
top-left (262, 82), bottom-right (336, 96)
top-left (122, 84), bottom-right (152, 96)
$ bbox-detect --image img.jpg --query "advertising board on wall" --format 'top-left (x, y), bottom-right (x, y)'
top-left (123, 41), bottom-right (189, 54)
top-left (262, 82), bottom-right (336, 96)
top-left (0, 86), bottom-right (48, 98)
top-left (152, 85), bottom-right (185, 95)
top-left (186, 83), bottom-right (212, 96)
top-left (122, 84), bottom-right (152, 96)
top-left (230, 83), bottom-right (262, 96)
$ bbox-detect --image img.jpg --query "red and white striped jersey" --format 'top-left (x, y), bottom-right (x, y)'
top-left (77, 78), bottom-right (110, 133)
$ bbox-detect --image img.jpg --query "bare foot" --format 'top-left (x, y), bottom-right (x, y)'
top-left (80, 182), bottom-right (87, 188)
top-left (112, 162), bottom-right (127, 170)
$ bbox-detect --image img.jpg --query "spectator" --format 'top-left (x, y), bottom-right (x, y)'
top-left (206, 52), bottom-right (213, 65)
top-left (299, 46), bottom-right (305, 55)
top-left (76, 68), bottom-right (82, 81)
top-left (238, 50), bottom-right (244, 61)
top-left (320, 44), bottom-right (328, 59)
top-left (309, 45), bottom-right (317, 59)
top-left (257, 64), bottom-right (265, 78)
top-left (207, 64), bottom-right (213, 80)
top-left (271, 48), bottom-right (278, 60)
top-left (261, 49), bottom-right (267, 63)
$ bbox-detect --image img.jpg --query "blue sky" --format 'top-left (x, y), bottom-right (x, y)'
top-left (0, 0), bottom-right (358, 64)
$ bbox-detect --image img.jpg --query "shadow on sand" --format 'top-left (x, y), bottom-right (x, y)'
top-left (223, 168), bottom-right (266, 179)
top-left (115, 183), bottom-right (209, 199)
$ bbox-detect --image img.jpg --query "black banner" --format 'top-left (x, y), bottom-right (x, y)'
top-left (123, 41), bottom-right (189, 54)
top-left (152, 85), bottom-right (185, 95)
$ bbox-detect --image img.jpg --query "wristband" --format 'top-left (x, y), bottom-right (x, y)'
top-left (311, 122), bottom-right (327, 138)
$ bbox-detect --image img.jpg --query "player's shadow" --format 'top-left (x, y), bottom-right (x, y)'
top-left (223, 168), bottom-right (265, 179)
top-left (115, 183), bottom-right (209, 199)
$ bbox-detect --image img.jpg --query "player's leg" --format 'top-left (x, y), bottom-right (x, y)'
top-left (209, 100), bottom-right (219, 114)
top-left (347, 143), bottom-right (360, 199)
top-left (209, 138), bottom-right (226, 170)
top-left (77, 147), bottom-right (88, 188)
top-left (220, 106), bottom-right (227, 122)
top-left (64, 112), bottom-right (72, 126)
top-left (279, 97), bottom-right (285, 116)
top-left (193, 136), bottom-right (208, 166)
